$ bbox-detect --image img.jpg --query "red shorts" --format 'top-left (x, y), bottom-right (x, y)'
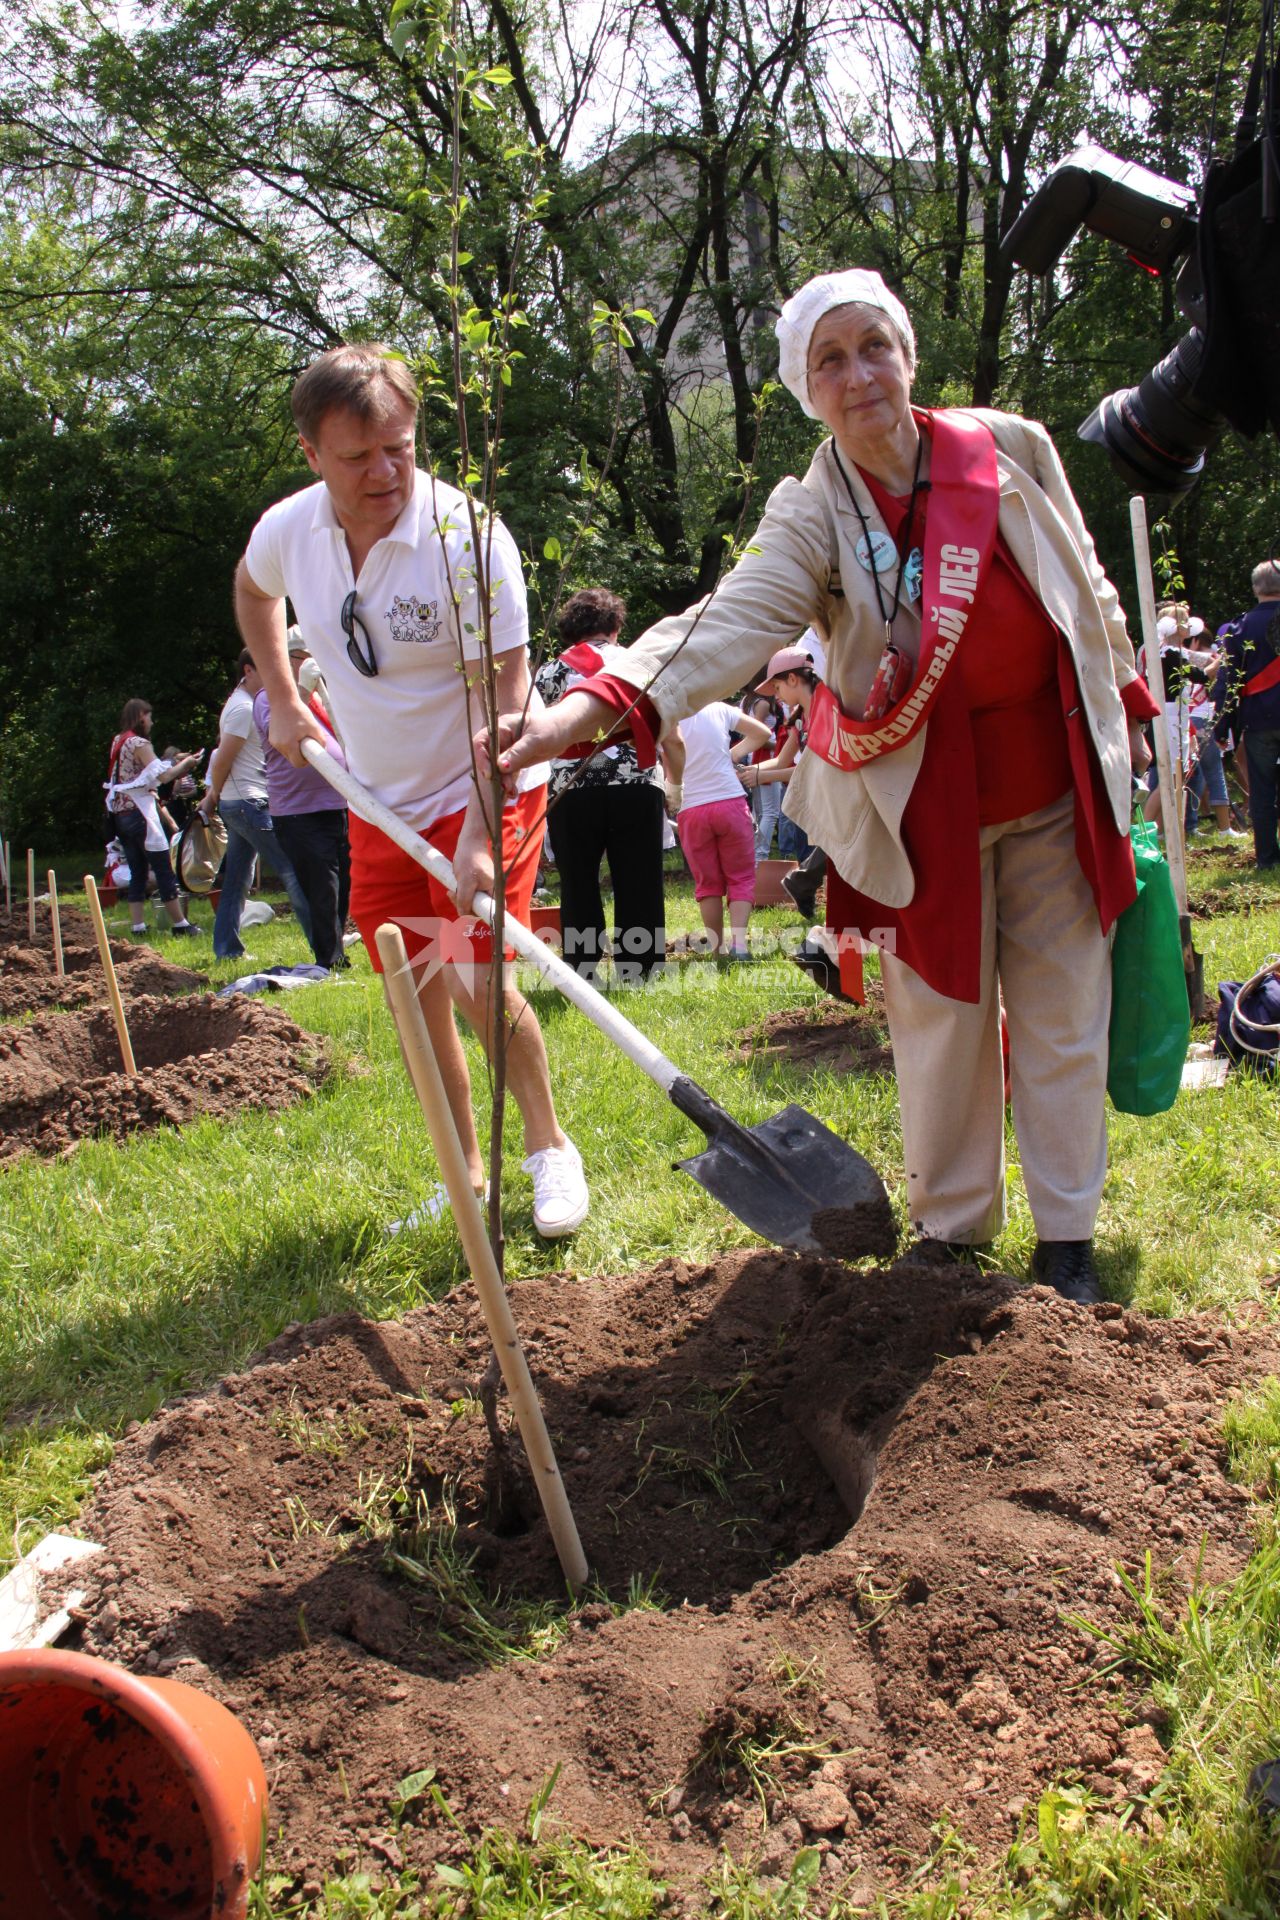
top-left (678, 795), bottom-right (756, 903)
top-left (349, 786), bottom-right (545, 974)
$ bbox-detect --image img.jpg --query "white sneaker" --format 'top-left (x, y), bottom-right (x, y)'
top-left (387, 1181), bottom-right (487, 1235)
top-left (522, 1138), bottom-right (589, 1238)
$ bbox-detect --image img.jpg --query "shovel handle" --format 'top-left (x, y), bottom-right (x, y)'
top-left (301, 739), bottom-right (683, 1094)
top-left (1129, 497), bottom-right (1189, 915)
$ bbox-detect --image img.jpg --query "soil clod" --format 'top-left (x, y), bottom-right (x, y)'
top-left (810, 1199), bottom-right (898, 1262)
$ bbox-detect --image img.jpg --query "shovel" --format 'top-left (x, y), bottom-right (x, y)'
top-left (301, 742), bottom-right (896, 1260)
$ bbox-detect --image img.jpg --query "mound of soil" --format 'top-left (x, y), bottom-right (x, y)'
top-left (73, 1252), bottom-right (1277, 1900)
top-left (734, 981), bottom-right (894, 1077)
top-left (0, 927), bottom-right (204, 1021)
top-left (0, 995), bottom-right (327, 1161)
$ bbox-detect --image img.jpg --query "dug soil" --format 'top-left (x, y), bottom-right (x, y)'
top-left (0, 994), bottom-right (328, 1161)
top-left (734, 980), bottom-right (894, 1077)
top-left (0, 906), bottom-right (204, 1021)
top-left (74, 1252), bottom-right (1279, 1903)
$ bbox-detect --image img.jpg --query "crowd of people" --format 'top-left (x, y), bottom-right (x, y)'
top-left (103, 637), bottom-right (354, 972)
top-left (99, 290), bottom-right (1277, 1275)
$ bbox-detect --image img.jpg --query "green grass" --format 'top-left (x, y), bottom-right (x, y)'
top-left (4, 844), bottom-right (1280, 1914)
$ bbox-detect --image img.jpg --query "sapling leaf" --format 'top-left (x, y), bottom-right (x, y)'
top-left (390, 1766), bottom-right (437, 1828)
top-left (543, 536), bottom-right (561, 561)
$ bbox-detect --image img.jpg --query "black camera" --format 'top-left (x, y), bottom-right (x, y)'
top-left (1002, 61), bottom-right (1280, 498)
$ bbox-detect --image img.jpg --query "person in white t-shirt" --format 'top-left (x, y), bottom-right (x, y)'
top-left (197, 650), bottom-right (314, 961)
top-left (232, 342), bottom-right (588, 1238)
top-left (674, 699), bottom-right (771, 956)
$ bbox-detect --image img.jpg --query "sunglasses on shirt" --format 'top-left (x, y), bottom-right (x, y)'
top-left (341, 589), bottom-right (378, 678)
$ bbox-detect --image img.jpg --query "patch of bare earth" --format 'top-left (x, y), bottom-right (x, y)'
top-left (0, 994), bottom-right (327, 1161)
top-left (73, 1252), bottom-right (1277, 1901)
top-left (734, 980), bottom-right (894, 1076)
top-left (0, 905), bottom-right (203, 1020)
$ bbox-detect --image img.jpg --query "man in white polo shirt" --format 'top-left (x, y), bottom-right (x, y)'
top-left (232, 343), bottom-right (588, 1237)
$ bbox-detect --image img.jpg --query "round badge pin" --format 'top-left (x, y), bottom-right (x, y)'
top-left (854, 530), bottom-right (899, 573)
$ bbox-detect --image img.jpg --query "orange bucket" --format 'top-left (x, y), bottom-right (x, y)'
top-left (0, 1647), bottom-right (268, 1919)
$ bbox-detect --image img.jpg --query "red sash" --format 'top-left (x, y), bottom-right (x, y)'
top-left (307, 692), bottom-right (336, 735)
top-left (107, 731), bottom-right (135, 779)
top-left (807, 410), bottom-right (1001, 768)
top-left (1245, 652), bottom-right (1280, 698)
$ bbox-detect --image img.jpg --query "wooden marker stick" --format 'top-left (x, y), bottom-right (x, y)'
top-left (84, 875), bottom-right (136, 1075)
top-left (26, 849), bottom-right (35, 944)
top-left (48, 871), bottom-right (64, 979)
top-left (375, 921), bottom-right (589, 1589)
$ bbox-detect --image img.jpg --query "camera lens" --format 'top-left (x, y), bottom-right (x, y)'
top-left (1077, 329), bottom-right (1225, 496)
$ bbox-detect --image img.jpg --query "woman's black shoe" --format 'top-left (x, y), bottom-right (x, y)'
top-left (1031, 1239), bottom-right (1102, 1305)
top-left (790, 936), bottom-right (856, 1002)
top-left (896, 1238), bottom-right (978, 1267)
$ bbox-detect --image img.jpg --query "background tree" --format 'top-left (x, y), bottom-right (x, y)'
top-left (0, 0), bottom-right (1273, 843)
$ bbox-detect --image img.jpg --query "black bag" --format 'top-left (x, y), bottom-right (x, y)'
top-left (1213, 961), bottom-right (1280, 1076)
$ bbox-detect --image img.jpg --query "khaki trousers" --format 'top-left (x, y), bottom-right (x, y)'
top-left (881, 793), bottom-right (1111, 1245)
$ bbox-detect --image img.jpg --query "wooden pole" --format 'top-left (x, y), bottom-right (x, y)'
top-left (375, 922), bottom-right (589, 1590)
top-left (47, 871), bottom-right (64, 979)
top-left (26, 849), bottom-right (35, 944)
top-left (1129, 496), bottom-right (1205, 1016)
top-left (3, 840), bottom-right (10, 915)
top-left (84, 876), bottom-right (137, 1075)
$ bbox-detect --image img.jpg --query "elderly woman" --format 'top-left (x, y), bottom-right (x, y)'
top-left (496, 269), bottom-right (1159, 1304)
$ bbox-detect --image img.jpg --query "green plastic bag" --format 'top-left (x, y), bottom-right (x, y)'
top-left (1107, 819), bottom-right (1190, 1115)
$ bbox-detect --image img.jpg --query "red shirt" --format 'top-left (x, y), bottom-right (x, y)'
top-left (861, 473), bottom-right (1071, 826)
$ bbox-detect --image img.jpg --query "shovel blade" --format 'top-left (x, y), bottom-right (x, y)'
top-left (673, 1092), bottom-right (896, 1260)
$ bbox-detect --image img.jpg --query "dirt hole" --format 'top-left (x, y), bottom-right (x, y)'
top-left (0, 922), bottom-right (204, 1021)
top-left (0, 994), bottom-right (327, 1161)
top-left (76, 1250), bottom-right (1278, 1892)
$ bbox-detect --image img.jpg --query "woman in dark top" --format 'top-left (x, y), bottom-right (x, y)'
top-left (535, 590), bottom-right (668, 983)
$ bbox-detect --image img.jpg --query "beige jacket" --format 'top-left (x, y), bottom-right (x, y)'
top-left (608, 409), bottom-right (1142, 907)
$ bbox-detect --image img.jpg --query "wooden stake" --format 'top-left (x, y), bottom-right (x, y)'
top-left (3, 840), bottom-right (10, 915)
top-left (26, 849), bottom-right (35, 944)
top-left (48, 871), bottom-right (64, 979)
top-left (1129, 496), bottom-right (1205, 1016)
top-left (84, 875), bottom-right (136, 1075)
top-left (375, 921), bottom-right (589, 1590)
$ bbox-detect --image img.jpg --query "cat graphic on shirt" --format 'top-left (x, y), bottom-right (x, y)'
top-left (386, 595), bottom-right (441, 646)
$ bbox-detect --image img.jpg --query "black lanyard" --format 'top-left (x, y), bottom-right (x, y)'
top-left (831, 436), bottom-right (927, 648)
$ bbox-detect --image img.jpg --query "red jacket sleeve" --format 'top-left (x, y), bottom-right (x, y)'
top-left (1121, 678), bottom-right (1161, 722)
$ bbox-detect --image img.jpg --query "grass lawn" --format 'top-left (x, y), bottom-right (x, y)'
top-left (3, 841), bottom-right (1279, 1916)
